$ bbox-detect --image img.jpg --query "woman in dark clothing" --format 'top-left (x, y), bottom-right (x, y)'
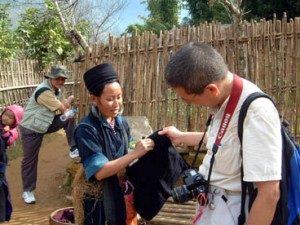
top-left (74, 63), bottom-right (154, 225)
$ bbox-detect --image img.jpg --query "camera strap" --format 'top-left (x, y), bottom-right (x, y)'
top-left (191, 114), bottom-right (213, 168)
top-left (205, 74), bottom-right (243, 194)
top-left (193, 74), bottom-right (243, 225)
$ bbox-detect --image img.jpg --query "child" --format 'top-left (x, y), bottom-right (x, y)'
top-left (0, 105), bottom-right (24, 223)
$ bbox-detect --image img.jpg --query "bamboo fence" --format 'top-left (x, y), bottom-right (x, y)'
top-left (0, 15), bottom-right (299, 141)
top-left (0, 61), bottom-right (76, 108)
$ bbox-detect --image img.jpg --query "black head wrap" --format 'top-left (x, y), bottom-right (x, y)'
top-left (83, 63), bottom-right (118, 96)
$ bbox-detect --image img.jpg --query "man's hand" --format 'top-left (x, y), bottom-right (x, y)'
top-left (64, 95), bottom-right (74, 109)
top-left (158, 126), bottom-right (183, 145)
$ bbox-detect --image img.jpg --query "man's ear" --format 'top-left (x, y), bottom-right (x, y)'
top-left (205, 84), bottom-right (220, 96)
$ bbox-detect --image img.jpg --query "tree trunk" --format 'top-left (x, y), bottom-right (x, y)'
top-left (53, 0), bottom-right (90, 61)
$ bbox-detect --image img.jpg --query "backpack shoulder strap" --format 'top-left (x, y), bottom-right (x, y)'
top-left (237, 92), bottom-right (275, 225)
top-left (238, 92), bottom-right (274, 142)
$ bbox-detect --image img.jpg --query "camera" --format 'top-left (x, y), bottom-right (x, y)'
top-left (171, 168), bottom-right (206, 204)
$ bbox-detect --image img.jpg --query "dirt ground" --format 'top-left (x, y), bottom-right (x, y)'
top-left (6, 130), bottom-right (73, 224)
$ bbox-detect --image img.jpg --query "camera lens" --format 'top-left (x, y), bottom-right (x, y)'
top-left (171, 185), bottom-right (193, 204)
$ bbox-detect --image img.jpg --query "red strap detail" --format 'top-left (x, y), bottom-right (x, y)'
top-left (214, 74), bottom-right (243, 146)
top-left (192, 193), bottom-right (209, 224)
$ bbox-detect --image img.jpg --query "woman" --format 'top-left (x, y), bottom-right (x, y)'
top-left (73, 63), bottom-right (155, 225)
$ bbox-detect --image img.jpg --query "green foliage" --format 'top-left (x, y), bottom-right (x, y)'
top-left (142, 16), bottom-right (170, 34)
top-left (185, 0), bottom-right (300, 25)
top-left (125, 0), bottom-right (180, 35)
top-left (15, 1), bottom-right (74, 65)
top-left (0, 4), bottom-right (19, 60)
top-left (76, 19), bottom-right (90, 38)
top-left (242, 0), bottom-right (300, 21)
top-left (123, 23), bottom-right (147, 36)
top-left (129, 140), bottom-right (137, 150)
top-left (184, 0), bottom-right (231, 24)
top-left (146, 0), bottom-right (180, 29)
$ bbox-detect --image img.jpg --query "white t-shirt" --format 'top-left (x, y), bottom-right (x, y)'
top-left (199, 77), bottom-right (282, 192)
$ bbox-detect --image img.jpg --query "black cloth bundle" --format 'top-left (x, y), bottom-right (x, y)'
top-left (127, 130), bottom-right (189, 221)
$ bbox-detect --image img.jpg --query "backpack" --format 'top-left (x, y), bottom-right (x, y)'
top-left (238, 92), bottom-right (300, 225)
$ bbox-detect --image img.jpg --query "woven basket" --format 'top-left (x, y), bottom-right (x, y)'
top-left (49, 207), bottom-right (76, 225)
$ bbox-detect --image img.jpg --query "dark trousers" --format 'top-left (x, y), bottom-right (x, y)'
top-left (20, 115), bottom-right (76, 191)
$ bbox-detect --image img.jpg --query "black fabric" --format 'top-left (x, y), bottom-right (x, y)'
top-left (0, 183), bottom-right (6, 222)
top-left (0, 177), bottom-right (12, 222)
top-left (83, 196), bottom-right (105, 225)
top-left (83, 64), bottom-right (118, 96)
top-left (0, 131), bottom-right (5, 163)
top-left (127, 130), bottom-right (189, 221)
top-left (103, 176), bottom-right (126, 225)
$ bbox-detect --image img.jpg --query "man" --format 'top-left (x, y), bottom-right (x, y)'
top-left (159, 42), bottom-right (281, 225)
top-left (20, 65), bottom-right (78, 204)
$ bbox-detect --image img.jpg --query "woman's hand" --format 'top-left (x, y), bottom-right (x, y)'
top-left (95, 138), bottom-right (154, 181)
top-left (134, 138), bottom-right (155, 157)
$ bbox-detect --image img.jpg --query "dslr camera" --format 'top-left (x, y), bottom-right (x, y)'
top-left (171, 168), bottom-right (206, 204)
